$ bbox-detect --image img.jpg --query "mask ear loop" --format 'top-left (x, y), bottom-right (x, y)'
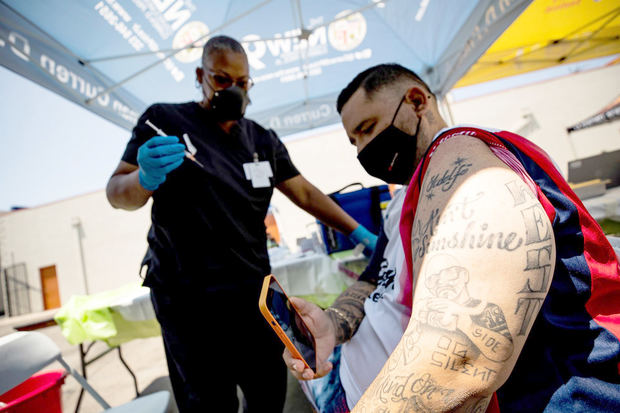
top-left (391, 94), bottom-right (421, 137)
top-left (401, 92), bottom-right (421, 139)
top-left (387, 96), bottom-right (421, 174)
top-left (390, 95), bottom-right (407, 125)
top-left (200, 68), bottom-right (219, 94)
top-left (412, 111), bottom-right (421, 138)
top-left (200, 69), bottom-right (223, 111)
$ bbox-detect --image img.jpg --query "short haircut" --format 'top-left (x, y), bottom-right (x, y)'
top-left (336, 63), bottom-right (433, 114)
top-left (202, 35), bottom-right (246, 63)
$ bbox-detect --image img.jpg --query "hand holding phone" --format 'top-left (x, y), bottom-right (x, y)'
top-left (259, 275), bottom-right (337, 379)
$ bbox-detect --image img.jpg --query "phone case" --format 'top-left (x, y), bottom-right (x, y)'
top-left (258, 274), bottom-right (316, 372)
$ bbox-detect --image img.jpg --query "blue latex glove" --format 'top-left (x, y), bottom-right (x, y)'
top-left (137, 135), bottom-right (186, 190)
top-left (349, 225), bottom-right (378, 254)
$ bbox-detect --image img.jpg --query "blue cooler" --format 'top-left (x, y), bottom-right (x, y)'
top-left (318, 183), bottom-right (392, 254)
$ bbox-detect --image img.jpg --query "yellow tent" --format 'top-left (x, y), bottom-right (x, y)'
top-left (456, 0), bottom-right (620, 88)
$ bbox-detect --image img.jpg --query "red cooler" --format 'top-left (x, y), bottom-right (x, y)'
top-left (0, 370), bottom-right (66, 413)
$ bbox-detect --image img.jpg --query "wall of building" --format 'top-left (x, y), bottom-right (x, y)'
top-left (0, 192), bottom-right (151, 314)
top-left (448, 63), bottom-right (620, 178)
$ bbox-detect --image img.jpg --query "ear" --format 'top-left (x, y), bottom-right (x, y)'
top-left (195, 67), bottom-right (204, 84)
top-left (404, 86), bottom-right (430, 115)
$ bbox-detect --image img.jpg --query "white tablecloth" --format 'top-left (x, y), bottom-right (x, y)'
top-left (94, 251), bottom-right (358, 323)
top-left (271, 251), bottom-right (354, 297)
top-left (582, 186), bottom-right (620, 221)
top-left (108, 287), bottom-right (156, 322)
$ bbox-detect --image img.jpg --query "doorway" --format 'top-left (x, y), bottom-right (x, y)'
top-left (40, 265), bottom-right (60, 309)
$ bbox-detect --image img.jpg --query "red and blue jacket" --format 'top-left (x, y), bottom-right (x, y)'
top-left (399, 126), bottom-right (620, 412)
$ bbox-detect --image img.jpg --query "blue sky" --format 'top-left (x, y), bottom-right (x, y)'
top-left (0, 55), bottom-right (616, 211)
top-left (0, 65), bottom-right (128, 211)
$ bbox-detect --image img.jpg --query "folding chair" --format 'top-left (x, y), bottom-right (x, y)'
top-left (0, 331), bottom-right (169, 413)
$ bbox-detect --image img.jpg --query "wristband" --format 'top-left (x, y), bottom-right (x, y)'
top-left (325, 307), bottom-right (355, 340)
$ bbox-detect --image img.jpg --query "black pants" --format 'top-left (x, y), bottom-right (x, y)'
top-left (150, 284), bottom-right (287, 413)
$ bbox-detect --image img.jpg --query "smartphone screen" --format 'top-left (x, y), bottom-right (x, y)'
top-left (265, 278), bottom-right (317, 371)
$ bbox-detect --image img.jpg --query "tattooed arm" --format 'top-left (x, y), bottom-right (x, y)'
top-left (353, 136), bottom-right (556, 412)
top-left (326, 225), bottom-right (390, 342)
top-left (326, 280), bottom-right (377, 343)
top-left (284, 280), bottom-right (377, 379)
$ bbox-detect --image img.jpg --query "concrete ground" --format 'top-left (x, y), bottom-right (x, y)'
top-left (1, 322), bottom-right (314, 412)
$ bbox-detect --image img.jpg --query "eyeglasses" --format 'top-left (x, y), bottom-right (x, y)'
top-left (204, 68), bottom-right (254, 90)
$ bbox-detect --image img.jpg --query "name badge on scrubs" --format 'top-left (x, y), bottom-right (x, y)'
top-left (243, 153), bottom-right (273, 188)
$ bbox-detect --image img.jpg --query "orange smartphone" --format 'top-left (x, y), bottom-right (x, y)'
top-left (259, 274), bottom-right (317, 373)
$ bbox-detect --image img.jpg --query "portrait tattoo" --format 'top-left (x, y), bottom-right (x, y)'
top-left (414, 254), bottom-right (514, 367)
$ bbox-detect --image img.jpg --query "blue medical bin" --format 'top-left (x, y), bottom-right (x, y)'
top-left (318, 183), bottom-right (392, 254)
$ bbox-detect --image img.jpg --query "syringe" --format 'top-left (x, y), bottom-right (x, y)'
top-left (145, 119), bottom-right (204, 168)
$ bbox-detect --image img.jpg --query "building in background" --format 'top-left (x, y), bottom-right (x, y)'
top-left (0, 192), bottom-right (151, 316)
top-left (448, 63), bottom-right (619, 177)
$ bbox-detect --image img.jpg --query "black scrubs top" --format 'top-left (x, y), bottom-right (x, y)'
top-left (121, 102), bottom-right (300, 291)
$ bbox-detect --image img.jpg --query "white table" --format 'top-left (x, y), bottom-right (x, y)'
top-left (582, 186), bottom-right (620, 221)
top-left (271, 251), bottom-right (355, 297)
top-left (108, 286), bottom-right (156, 322)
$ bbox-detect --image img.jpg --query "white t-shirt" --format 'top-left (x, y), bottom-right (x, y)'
top-left (339, 186), bottom-right (410, 408)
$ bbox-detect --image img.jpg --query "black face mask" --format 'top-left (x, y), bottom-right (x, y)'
top-left (357, 95), bottom-right (420, 185)
top-left (209, 85), bottom-right (250, 121)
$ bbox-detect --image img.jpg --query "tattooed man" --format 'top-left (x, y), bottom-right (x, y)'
top-left (283, 64), bottom-right (620, 412)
